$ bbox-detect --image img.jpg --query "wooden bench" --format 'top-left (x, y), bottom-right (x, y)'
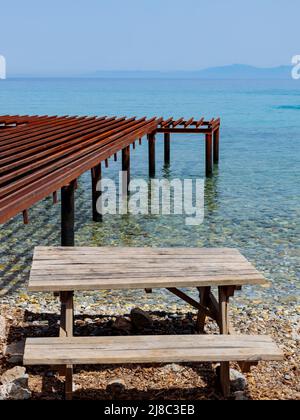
top-left (24, 335), bottom-right (283, 400)
top-left (26, 246), bottom-right (281, 399)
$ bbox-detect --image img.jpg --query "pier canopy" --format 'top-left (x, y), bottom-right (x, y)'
top-left (0, 114), bottom-right (220, 225)
top-left (157, 117), bottom-right (220, 133)
top-left (0, 115), bottom-right (159, 224)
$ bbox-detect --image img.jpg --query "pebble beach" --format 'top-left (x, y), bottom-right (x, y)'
top-left (0, 299), bottom-right (299, 400)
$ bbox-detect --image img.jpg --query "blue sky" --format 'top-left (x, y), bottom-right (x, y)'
top-left (0, 0), bottom-right (298, 75)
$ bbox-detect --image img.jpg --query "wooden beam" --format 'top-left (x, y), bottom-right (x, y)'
top-left (148, 133), bottom-right (156, 178)
top-left (195, 117), bottom-right (205, 128)
top-left (172, 117), bottom-right (184, 127)
top-left (91, 164), bottom-right (102, 222)
top-left (205, 133), bottom-right (213, 177)
top-left (219, 286), bottom-right (230, 398)
top-left (61, 181), bottom-right (75, 247)
top-left (59, 291), bottom-right (74, 400)
top-left (196, 287), bottom-right (211, 333)
top-left (184, 118), bottom-right (194, 128)
top-left (167, 288), bottom-right (211, 316)
top-left (157, 128), bottom-right (213, 134)
top-left (208, 291), bottom-right (221, 328)
top-left (53, 191), bottom-right (58, 204)
top-left (213, 128), bottom-right (220, 164)
top-left (22, 209), bottom-right (29, 225)
top-left (59, 291), bottom-right (74, 337)
top-left (161, 117), bottom-right (173, 128)
top-left (122, 146), bottom-right (130, 192)
top-left (164, 133), bottom-right (170, 166)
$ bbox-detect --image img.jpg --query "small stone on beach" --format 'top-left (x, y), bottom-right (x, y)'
top-left (106, 378), bottom-right (126, 394)
top-left (130, 308), bottom-right (153, 330)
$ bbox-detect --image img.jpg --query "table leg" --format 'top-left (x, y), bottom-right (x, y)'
top-left (59, 291), bottom-right (74, 400)
top-left (196, 287), bottom-right (211, 333)
top-left (218, 286), bottom-right (230, 398)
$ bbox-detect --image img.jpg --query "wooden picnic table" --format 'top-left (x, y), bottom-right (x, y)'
top-left (25, 246), bottom-right (279, 400)
top-left (29, 246), bottom-right (268, 337)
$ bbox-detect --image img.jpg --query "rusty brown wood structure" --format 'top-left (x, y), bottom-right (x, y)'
top-left (0, 114), bottom-right (221, 233)
top-left (157, 117), bottom-right (221, 177)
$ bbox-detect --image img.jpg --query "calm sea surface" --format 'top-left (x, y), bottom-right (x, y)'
top-left (0, 78), bottom-right (299, 308)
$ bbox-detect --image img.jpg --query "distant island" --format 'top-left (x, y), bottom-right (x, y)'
top-left (88, 64), bottom-right (292, 79)
top-left (9, 64), bottom-right (293, 79)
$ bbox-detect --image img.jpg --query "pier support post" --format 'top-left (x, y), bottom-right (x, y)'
top-left (164, 133), bottom-right (170, 166)
top-left (205, 133), bottom-right (213, 177)
top-left (122, 146), bottom-right (130, 193)
top-left (148, 133), bottom-right (156, 178)
top-left (91, 164), bottom-right (102, 222)
top-left (61, 181), bottom-right (75, 246)
top-left (213, 128), bottom-right (220, 164)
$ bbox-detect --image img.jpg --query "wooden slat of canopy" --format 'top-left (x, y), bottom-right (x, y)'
top-left (0, 116), bottom-right (85, 141)
top-left (0, 115), bottom-right (160, 223)
top-left (157, 117), bottom-right (220, 133)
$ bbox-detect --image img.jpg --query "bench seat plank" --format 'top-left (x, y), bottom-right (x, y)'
top-left (24, 335), bottom-right (283, 365)
top-left (28, 247), bottom-right (268, 292)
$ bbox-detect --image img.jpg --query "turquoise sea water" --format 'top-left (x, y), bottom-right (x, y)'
top-left (0, 78), bottom-right (299, 307)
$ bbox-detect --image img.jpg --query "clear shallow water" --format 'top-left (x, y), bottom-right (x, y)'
top-left (0, 78), bottom-right (299, 307)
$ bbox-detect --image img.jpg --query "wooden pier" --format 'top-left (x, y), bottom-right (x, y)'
top-left (0, 114), bottom-right (220, 243)
top-left (157, 117), bottom-right (220, 177)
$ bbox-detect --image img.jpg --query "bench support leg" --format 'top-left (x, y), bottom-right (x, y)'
top-left (59, 291), bottom-right (74, 400)
top-left (219, 286), bottom-right (230, 398)
top-left (60, 291), bottom-right (74, 337)
top-left (196, 287), bottom-right (211, 333)
top-left (65, 366), bottom-right (73, 400)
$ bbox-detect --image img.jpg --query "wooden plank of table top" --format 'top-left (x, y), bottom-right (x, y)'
top-left (35, 246), bottom-right (239, 252)
top-left (31, 265), bottom-right (260, 274)
top-left (34, 247), bottom-right (247, 261)
top-left (24, 335), bottom-right (283, 365)
top-left (29, 247), bottom-right (267, 291)
top-left (28, 276), bottom-right (266, 292)
top-left (33, 253), bottom-right (246, 259)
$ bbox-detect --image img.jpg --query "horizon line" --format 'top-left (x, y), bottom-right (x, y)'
top-left (5, 63), bottom-right (293, 78)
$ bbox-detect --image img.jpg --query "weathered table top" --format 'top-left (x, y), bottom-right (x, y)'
top-left (28, 247), bottom-right (268, 292)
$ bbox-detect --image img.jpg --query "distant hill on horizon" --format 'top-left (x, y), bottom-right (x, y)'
top-left (89, 64), bottom-right (292, 79)
top-left (9, 64), bottom-right (292, 79)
